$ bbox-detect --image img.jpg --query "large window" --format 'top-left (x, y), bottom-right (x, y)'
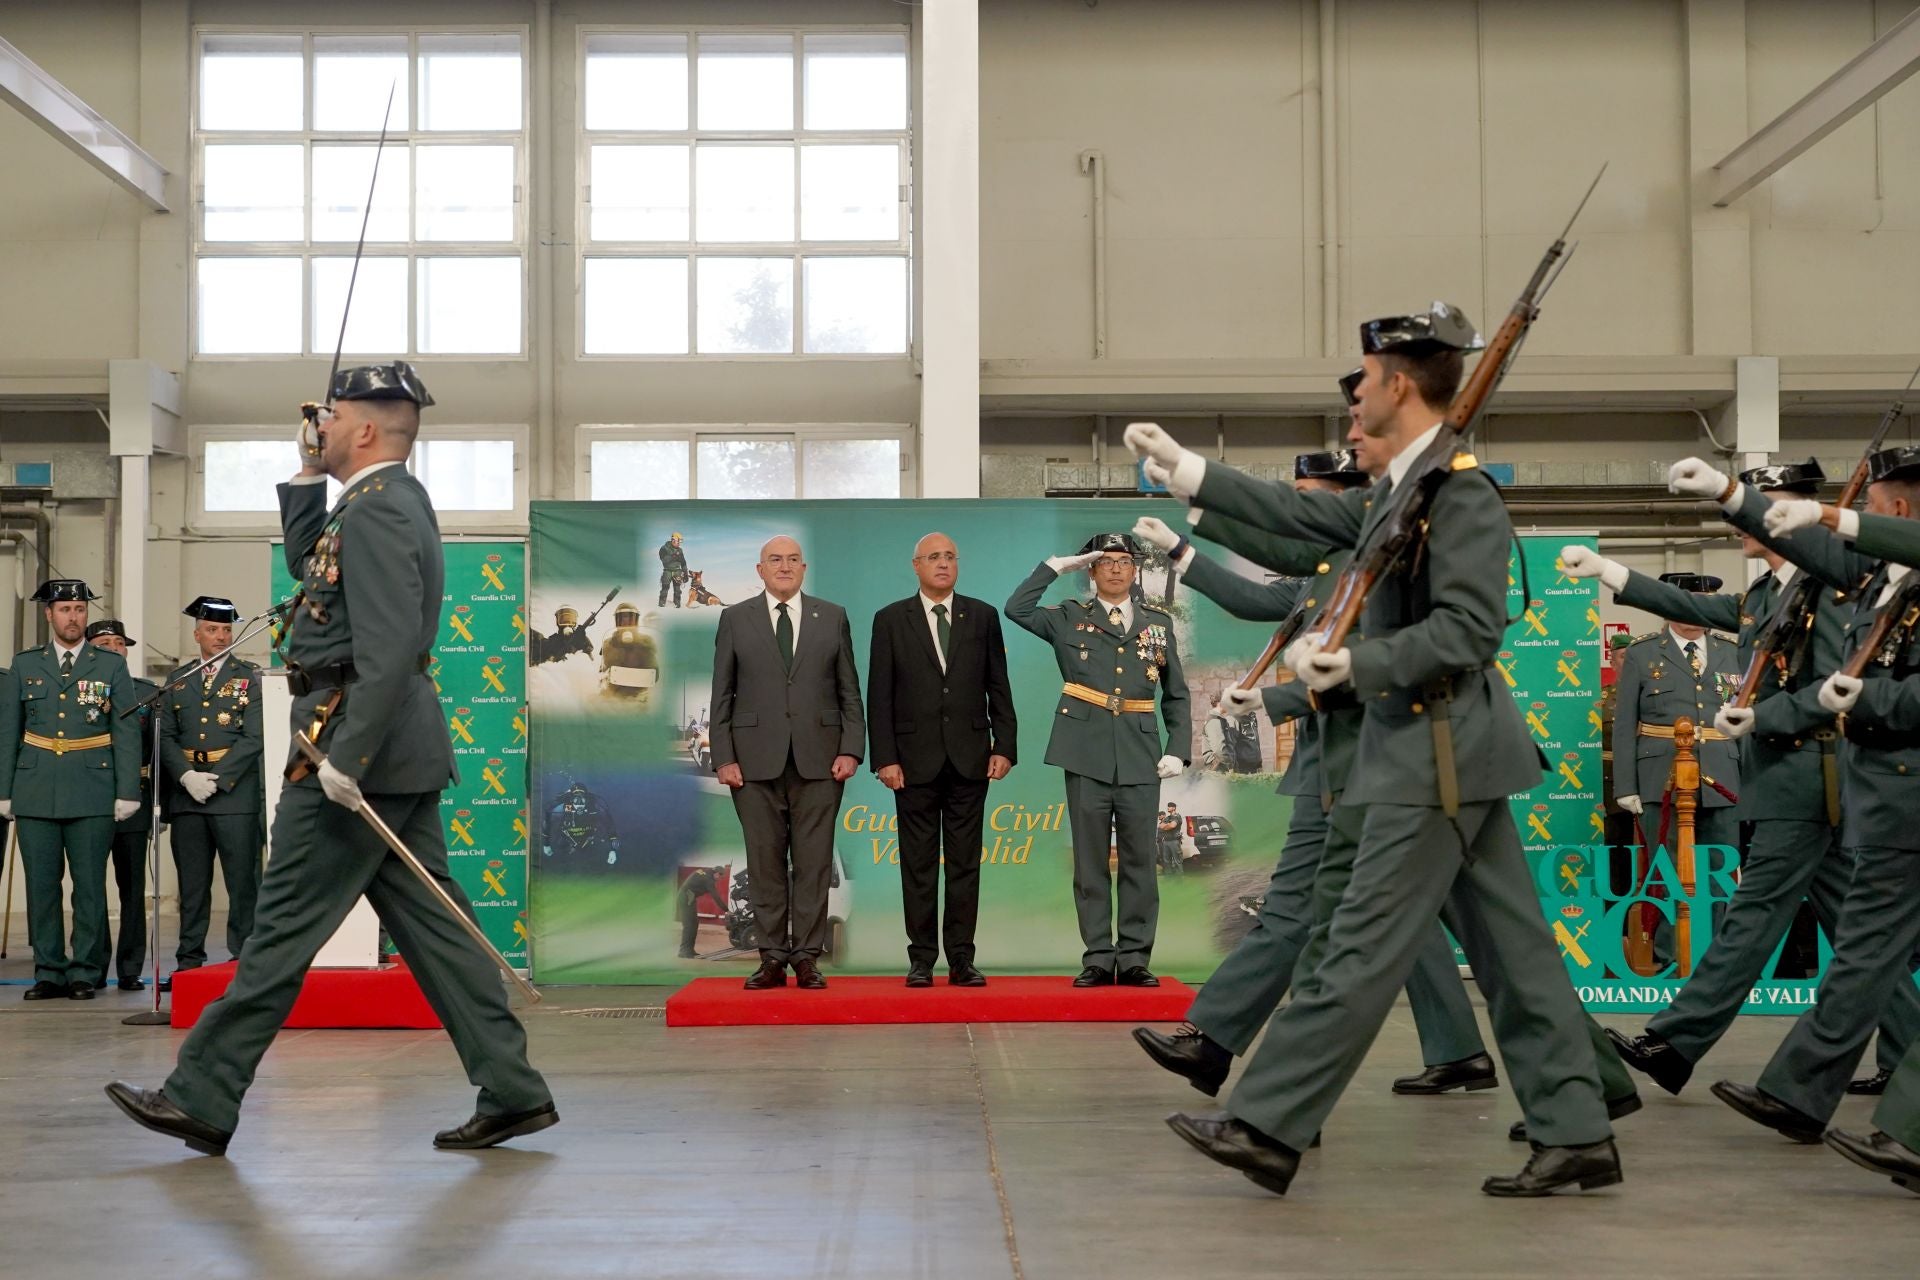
top-left (579, 30), bottom-right (910, 357)
top-left (193, 30), bottom-right (528, 357)
top-left (578, 426), bottom-right (911, 499)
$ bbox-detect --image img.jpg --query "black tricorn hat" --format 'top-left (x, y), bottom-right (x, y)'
top-left (1079, 532), bottom-right (1144, 559)
top-left (330, 360), bottom-right (435, 406)
top-left (1739, 458), bottom-right (1825, 494)
top-left (1867, 445), bottom-right (1920, 485)
top-left (1360, 301), bottom-right (1486, 356)
top-left (31, 579), bottom-right (97, 603)
top-left (1295, 449), bottom-right (1367, 485)
top-left (1658, 572), bottom-right (1723, 593)
top-left (1337, 367), bottom-right (1364, 406)
top-left (84, 619), bottom-right (135, 646)
top-left (183, 596), bottom-right (242, 624)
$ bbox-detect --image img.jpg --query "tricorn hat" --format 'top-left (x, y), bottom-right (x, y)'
top-left (1360, 301), bottom-right (1486, 357)
top-left (1079, 532), bottom-right (1145, 559)
top-left (1294, 449), bottom-right (1367, 486)
top-left (1658, 572), bottom-right (1723, 593)
top-left (1337, 367), bottom-right (1364, 406)
top-left (84, 619), bottom-right (135, 647)
top-left (183, 596), bottom-right (242, 624)
top-left (329, 360), bottom-right (435, 407)
top-left (1867, 445), bottom-right (1920, 485)
top-left (1739, 458), bottom-right (1825, 495)
top-left (31, 579), bottom-right (97, 603)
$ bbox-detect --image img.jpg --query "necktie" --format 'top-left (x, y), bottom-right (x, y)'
top-left (60, 651), bottom-right (73, 679)
top-left (776, 602), bottom-right (794, 672)
top-left (1685, 641), bottom-right (1701, 677)
top-left (931, 603), bottom-right (950, 668)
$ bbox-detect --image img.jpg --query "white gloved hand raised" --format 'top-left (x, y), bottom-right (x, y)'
top-left (1044, 550), bottom-right (1103, 575)
top-left (1155, 754), bottom-right (1185, 780)
top-left (1558, 545), bottom-right (1629, 593)
top-left (1141, 458), bottom-right (1193, 501)
top-left (1132, 516), bottom-right (1181, 552)
top-left (1617, 794), bottom-right (1643, 816)
top-left (1714, 706), bottom-right (1755, 740)
top-left (1820, 672), bottom-right (1863, 715)
top-left (181, 770), bottom-right (220, 804)
top-left (1123, 422), bottom-right (1185, 467)
top-left (114, 799), bottom-right (140, 823)
top-left (318, 758), bottom-right (366, 811)
top-left (1668, 457), bottom-right (1733, 502)
top-left (1763, 498), bottom-right (1823, 538)
top-left (1216, 686), bottom-right (1262, 718)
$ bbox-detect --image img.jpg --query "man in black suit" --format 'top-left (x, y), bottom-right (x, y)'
top-left (868, 533), bottom-right (1017, 988)
top-left (710, 535), bottom-right (866, 990)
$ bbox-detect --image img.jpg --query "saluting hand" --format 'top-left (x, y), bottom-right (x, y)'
top-left (1132, 516), bottom-right (1180, 552)
top-left (1668, 457), bottom-right (1733, 502)
top-left (1123, 422), bottom-right (1183, 466)
top-left (1557, 545), bottom-right (1627, 592)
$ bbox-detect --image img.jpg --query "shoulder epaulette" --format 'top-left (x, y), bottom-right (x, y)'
top-left (1138, 601), bottom-right (1171, 616)
top-left (1630, 631), bottom-right (1663, 646)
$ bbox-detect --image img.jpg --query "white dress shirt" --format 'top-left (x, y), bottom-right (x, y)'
top-left (766, 590), bottom-right (804, 649)
top-left (1386, 421), bottom-right (1447, 489)
top-left (53, 638), bottom-right (84, 670)
top-left (919, 591), bottom-right (954, 671)
top-left (1095, 594), bottom-right (1133, 633)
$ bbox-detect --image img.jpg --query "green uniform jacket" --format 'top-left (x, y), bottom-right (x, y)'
top-left (1610, 629), bottom-right (1742, 810)
top-left (1852, 511), bottom-right (1920, 568)
top-left (1614, 566), bottom-right (1843, 821)
top-left (1194, 455), bottom-right (1543, 808)
top-left (1004, 564), bottom-right (1191, 785)
top-left (119, 676), bottom-right (160, 833)
top-left (0, 642), bottom-right (142, 818)
top-left (160, 657), bottom-right (265, 817)
top-left (278, 467), bottom-right (457, 794)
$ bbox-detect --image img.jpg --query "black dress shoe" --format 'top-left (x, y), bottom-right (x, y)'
top-left (1072, 966), bottom-right (1114, 988)
top-left (433, 1102), bottom-right (560, 1151)
top-left (118, 977), bottom-right (145, 992)
top-left (947, 964), bottom-right (987, 987)
top-left (1133, 1023), bottom-right (1231, 1097)
top-left (792, 958), bottom-right (827, 989)
top-left (1847, 1068), bottom-right (1893, 1096)
top-left (1164, 1111), bottom-right (1301, 1197)
top-left (743, 960), bottom-right (786, 990)
top-left (1509, 1092), bottom-right (1643, 1143)
top-left (1823, 1128), bottom-right (1920, 1195)
top-left (23, 981), bottom-right (70, 1001)
top-left (905, 965), bottom-right (934, 988)
top-left (69, 981), bottom-right (96, 1001)
top-left (1482, 1139), bottom-right (1622, 1197)
top-left (1116, 966), bottom-right (1159, 987)
top-left (156, 975), bottom-right (172, 994)
top-left (1393, 1052), bottom-right (1498, 1095)
top-left (1606, 1027), bottom-right (1693, 1096)
top-left (103, 1083), bottom-right (231, 1157)
top-left (1710, 1080), bottom-right (1825, 1144)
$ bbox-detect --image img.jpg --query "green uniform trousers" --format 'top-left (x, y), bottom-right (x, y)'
top-left (1759, 845), bottom-right (1920, 1123)
top-left (86, 828), bottom-right (150, 983)
top-left (1064, 773), bottom-right (1159, 971)
top-left (1872, 1028), bottom-right (1920, 1150)
top-left (1650, 819), bottom-right (1920, 1070)
top-left (171, 811), bottom-right (261, 968)
top-left (18, 814), bottom-right (113, 986)
top-left (1227, 801), bottom-right (1610, 1151)
top-left (165, 786), bottom-right (550, 1133)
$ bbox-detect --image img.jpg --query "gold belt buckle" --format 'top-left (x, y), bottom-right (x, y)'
top-left (1105, 692), bottom-right (1122, 715)
top-left (53, 739), bottom-right (67, 756)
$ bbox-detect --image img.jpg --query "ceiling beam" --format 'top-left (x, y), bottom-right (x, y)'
top-left (0, 35), bottom-right (168, 211)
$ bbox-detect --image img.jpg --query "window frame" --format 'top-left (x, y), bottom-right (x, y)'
top-left (189, 24), bottom-right (533, 362)
top-left (575, 423), bottom-right (916, 499)
top-left (574, 24), bottom-right (912, 361)
top-left (188, 423), bottom-right (531, 533)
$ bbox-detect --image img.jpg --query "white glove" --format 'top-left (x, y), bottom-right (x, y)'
top-left (297, 413), bottom-right (323, 460)
top-left (181, 770), bottom-right (220, 804)
top-left (1044, 550), bottom-right (1103, 575)
top-left (1558, 545), bottom-right (1629, 593)
top-left (1617, 794), bottom-right (1643, 816)
top-left (1668, 457), bottom-right (1733, 502)
top-left (318, 758), bottom-right (366, 811)
top-left (1217, 686), bottom-right (1262, 718)
top-left (1155, 754), bottom-right (1184, 780)
top-left (114, 799), bottom-right (140, 823)
top-left (0, 799), bottom-right (10, 819)
top-left (1820, 672), bottom-right (1863, 715)
top-left (1124, 422), bottom-right (1184, 467)
top-left (1301, 647), bottom-right (1353, 692)
top-left (1714, 705), bottom-right (1755, 740)
top-left (1763, 498), bottom-right (1822, 538)
top-left (1132, 516), bottom-right (1180, 552)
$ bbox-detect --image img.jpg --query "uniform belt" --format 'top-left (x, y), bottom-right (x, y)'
top-left (287, 653), bottom-right (431, 697)
top-left (23, 732), bottom-right (111, 755)
top-left (184, 747), bottom-right (230, 766)
top-left (1061, 683), bottom-right (1156, 715)
top-left (1637, 723), bottom-right (1729, 742)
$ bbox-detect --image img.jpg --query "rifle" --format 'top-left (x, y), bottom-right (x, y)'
top-left (1233, 584), bottom-right (1314, 691)
top-left (1834, 570), bottom-right (1920, 687)
top-left (1731, 362), bottom-right (1920, 708)
top-left (579, 586), bottom-right (620, 631)
top-left (1296, 165), bottom-right (1605, 656)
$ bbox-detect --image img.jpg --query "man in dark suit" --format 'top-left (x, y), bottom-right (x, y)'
top-left (710, 535), bottom-right (866, 991)
top-left (868, 532), bottom-right (1017, 988)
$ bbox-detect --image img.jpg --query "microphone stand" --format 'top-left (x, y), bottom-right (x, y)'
top-left (121, 600), bottom-right (297, 1027)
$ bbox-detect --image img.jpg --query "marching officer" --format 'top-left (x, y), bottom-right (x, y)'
top-left (1611, 579), bottom-right (1742, 855)
top-left (0, 580), bottom-right (142, 1000)
top-left (108, 360), bottom-right (554, 1156)
top-left (1005, 532), bottom-right (1190, 988)
top-left (84, 619), bottom-right (157, 990)
top-left (659, 533), bottom-right (689, 608)
top-left (158, 597), bottom-right (264, 988)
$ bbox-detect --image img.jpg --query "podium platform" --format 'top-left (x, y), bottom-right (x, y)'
top-left (169, 959), bottom-right (443, 1030)
top-left (665, 974), bottom-right (1197, 1027)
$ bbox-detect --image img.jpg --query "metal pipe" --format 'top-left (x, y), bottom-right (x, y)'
top-left (0, 529), bottom-right (27, 655)
top-left (1078, 149), bottom-right (1107, 358)
top-left (1318, 0), bottom-right (1339, 356)
top-left (0, 505), bottom-right (52, 646)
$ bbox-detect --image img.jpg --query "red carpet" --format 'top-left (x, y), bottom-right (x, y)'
top-left (169, 960), bottom-right (443, 1030)
top-left (665, 974), bottom-right (1196, 1027)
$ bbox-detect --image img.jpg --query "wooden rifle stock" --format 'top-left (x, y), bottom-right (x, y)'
top-left (1838, 574), bottom-right (1920, 682)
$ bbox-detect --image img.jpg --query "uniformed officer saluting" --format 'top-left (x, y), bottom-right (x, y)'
top-left (107, 362), bottom-right (554, 1157)
top-left (1005, 532), bottom-right (1191, 988)
top-left (157, 596), bottom-right (264, 989)
top-left (0, 581), bottom-right (142, 1000)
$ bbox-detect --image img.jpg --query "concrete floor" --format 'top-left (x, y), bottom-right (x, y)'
top-left (2, 911), bottom-right (1914, 1279)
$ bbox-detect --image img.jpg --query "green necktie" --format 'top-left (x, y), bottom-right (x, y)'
top-left (932, 602), bottom-right (950, 667)
top-left (1685, 640), bottom-right (1701, 677)
top-left (776, 602), bottom-right (794, 672)
top-left (60, 651), bottom-right (73, 679)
